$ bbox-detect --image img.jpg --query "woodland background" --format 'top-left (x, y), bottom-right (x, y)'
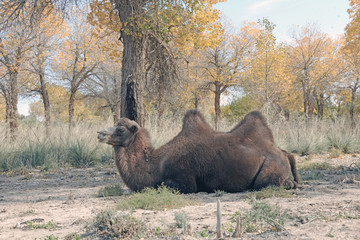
top-left (1, 0), bottom-right (360, 170)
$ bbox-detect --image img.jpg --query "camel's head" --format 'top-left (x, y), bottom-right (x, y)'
top-left (97, 118), bottom-right (140, 147)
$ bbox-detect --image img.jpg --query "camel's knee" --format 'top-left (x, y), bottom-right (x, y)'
top-left (162, 177), bottom-right (197, 193)
top-left (283, 179), bottom-right (298, 189)
top-left (252, 175), bottom-right (281, 190)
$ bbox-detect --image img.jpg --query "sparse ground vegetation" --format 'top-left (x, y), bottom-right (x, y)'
top-left (241, 199), bottom-right (289, 233)
top-left (245, 186), bottom-right (297, 200)
top-left (86, 210), bottom-right (146, 239)
top-left (27, 220), bottom-right (57, 230)
top-left (1, 154), bottom-right (360, 239)
top-left (1, 116), bottom-right (359, 239)
top-left (116, 185), bottom-right (197, 211)
top-left (174, 211), bottom-right (191, 228)
top-left (98, 183), bottom-right (125, 197)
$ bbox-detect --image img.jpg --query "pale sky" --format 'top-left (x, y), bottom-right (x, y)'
top-left (215, 0), bottom-right (350, 42)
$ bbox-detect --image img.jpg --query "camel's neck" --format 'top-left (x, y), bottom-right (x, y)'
top-left (113, 129), bottom-right (161, 191)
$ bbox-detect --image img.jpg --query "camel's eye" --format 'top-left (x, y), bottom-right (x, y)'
top-left (117, 127), bottom-right (125, 135)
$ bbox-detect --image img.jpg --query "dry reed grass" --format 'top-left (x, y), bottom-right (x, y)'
top-left (1, 113), bottom-right (359, 171)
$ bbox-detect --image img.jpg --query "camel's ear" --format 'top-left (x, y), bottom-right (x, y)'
top-left (130, 125), bottom-right (138, 133)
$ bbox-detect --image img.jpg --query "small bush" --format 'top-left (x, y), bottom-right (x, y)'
top-left (67, 140), bottom-right (99, 167)
top-left (64, 232), bottom-right (81, 240)
top-left (237, 198), bottom-right (288, 233)
top-left (98, 183), bottom-right (125, 197)
top-left (88, 210), bottom-right (146, 239)
top-left (214, 189), bottom-right (226, 197)
top-left (174, 211), bottom-right (190, 228)
top-left (196, 228), bottom-right (213, 238)
top-left (326, 125), bottom-right (355, 153)
top-left (27, 220), bottom-right (57, 230)
top-left (328, 147), bottom-right (342, 158)
top-left (34, 235), bottom-right (59, 240)
top-left (117, 185), bottom-right (197, 210)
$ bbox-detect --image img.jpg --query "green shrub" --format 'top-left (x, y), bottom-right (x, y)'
top-left (195, 228), bottom-right (213, 238)
top-left (117, 185), bottom-right (197, 210)
top-left (34, 235), bottom-right (59, 240)
top-left (27, 220), bottom-right (57, 230)
top-left (328, 147), bottom-right (342, 158)
top-left (214, 189), bottom-right (226, 197)
top-left (326, 127), bottom-right (354, 153)
top-left (67, 140), bottom-right (99, 167)
top-left (241, 199), bottom-right (288, 233)
top-left (98, 183), bottom-right (125, 197)
top-left (174, 211), bottom-right (190, 228)
top-left (88, 210), bottom-right (146, 239)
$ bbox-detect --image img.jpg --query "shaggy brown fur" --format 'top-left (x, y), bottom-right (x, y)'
top-left (97, 110), bottom-right (300, 193)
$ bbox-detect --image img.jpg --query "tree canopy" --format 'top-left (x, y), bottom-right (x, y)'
top-left (0, 0), bottom-right (360, 135)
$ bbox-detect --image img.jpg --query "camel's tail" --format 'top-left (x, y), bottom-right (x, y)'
top-left (288, 152), bottom-right (300, 184)
top-left (282, 150), bottom-right (300, 184)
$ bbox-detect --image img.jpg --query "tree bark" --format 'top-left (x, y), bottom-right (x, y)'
top-left (214, 84), bottom-right (221, 131)
top-left (9, 72), bottom-right (19, 141)
top-left (301, 80), bottom-right (307, 119)
top-left (307, 92), bottom-right (314, 120)
top-left (284, 109), bottom-right (290, 121)
top-left (214, 82), bottom-right (227, 131)
top-left (316, 93), bottom-right (325, 120)
top-left (68, 89), bottom-right (76, 132)
top-left (350, 81), bottom-right (358, 129)
top-left (110, 103), bottom-right (121, 124)
top-left (194, 93), bottom-right (200, 109)
top-left (303, 85), bottom-right (315, 121)
top-left (39, 72), bottom-right (51, 135)
top-left (116, 0), bottom-right (147, 127)
top-left (157, 87), bottom-right (165, 126)
top-left (0, 85), bottom-right (10, 138)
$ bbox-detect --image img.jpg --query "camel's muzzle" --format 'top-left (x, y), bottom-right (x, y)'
top-left (97, 127), bottom-right (115, 143)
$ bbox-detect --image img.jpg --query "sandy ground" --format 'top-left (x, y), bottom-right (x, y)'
top-left (0, 154), bottom-right (359, 240)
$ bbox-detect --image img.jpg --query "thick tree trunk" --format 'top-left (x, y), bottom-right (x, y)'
top-left (1, 87), bottom-right (10, 138)
top-left (316, 93), bottom-right (325, 120)
top-left (214, 83), bottom-right (221, 131)
top-left (9, 72), bottom-right (18, 141)
top-left (350, 84), bottom-right (357, 129)
top-left (4, 94), bottom-right (10, 139)
top-left (156, 82), bottom-right (165, 126)
top-left (39, 72), bottom-right (51, 135)
top-left (284, 109), bottom-right (290, 121)
top-left (307, 95), bottom-right (314, 120)
top-left (111, 76), bottom-right (121, 124)
top-left (68, 90), bottom-right (76, 132)
top-left (194, 94), bottom-right (200, 109)
top-left (303, 87), bottom-right (314, 121)
top-left (302, 70), bottom-right (315, 121)
top-left (116, 0), bottom-right (146, 127)
top-left (110, 103), bottom-right (121, 124)
top-left (214, 92), bottom-right (220, 131)
top-left (301, 80), bottom-right (307, 119)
